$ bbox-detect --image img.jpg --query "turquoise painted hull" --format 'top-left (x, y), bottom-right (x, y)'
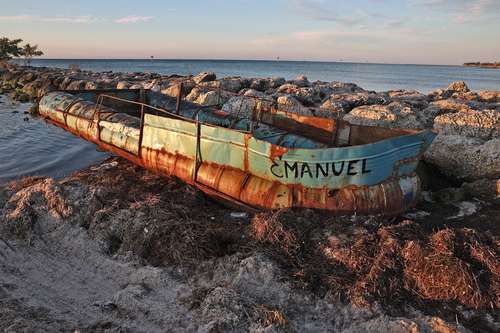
top-left (39, 89), bottom-right (436, 214)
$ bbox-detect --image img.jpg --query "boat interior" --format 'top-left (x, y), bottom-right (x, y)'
top-left (59, 88), bottom-right (417, 150)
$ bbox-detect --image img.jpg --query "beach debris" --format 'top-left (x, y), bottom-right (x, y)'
top-left (229, 212), bottom-right (249, 219)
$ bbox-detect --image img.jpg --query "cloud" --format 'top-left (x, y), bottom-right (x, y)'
top-left (413, 0), bottom-right (500, 23)
top-left (289, 0), bottom-right (368, 25)
top-left (0, 14), bottom-right (156, 24)
top-left (0, 15), bottom-right (33, 21)
top-left (114, 16), bottom-right (153, 24)
top-left (289, 0), bottom-right (339, 21)
top-left (0, 15), bottom-right (98, 23)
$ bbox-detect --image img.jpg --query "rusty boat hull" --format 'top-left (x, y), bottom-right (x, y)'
top-left (38, 89), bottom-right (436, 215)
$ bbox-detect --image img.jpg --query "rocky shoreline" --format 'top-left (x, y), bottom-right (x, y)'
top-left (0, 63), bottom-right (499, 332)
top-left (1, 62), bottom-right (499, 195)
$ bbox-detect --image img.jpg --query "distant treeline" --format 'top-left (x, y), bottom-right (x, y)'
top-left (463, 62), bottom-right (500, 68)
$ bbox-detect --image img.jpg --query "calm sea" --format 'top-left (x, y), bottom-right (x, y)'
top-left (0, 95), bottom-right (108, 184)
top-left (27, 59), bottom-right (500, 93)
top-left (2, 59), bottom-right (500, 183)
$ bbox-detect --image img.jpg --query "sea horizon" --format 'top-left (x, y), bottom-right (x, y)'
top-left (21, 57), bottom-right (474, 67)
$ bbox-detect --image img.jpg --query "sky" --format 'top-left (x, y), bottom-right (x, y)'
top-left (0, 0), bottom-right (499, 64)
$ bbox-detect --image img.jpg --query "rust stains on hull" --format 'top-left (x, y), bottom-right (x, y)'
top-left (38, 90), bottom-right (434, 215)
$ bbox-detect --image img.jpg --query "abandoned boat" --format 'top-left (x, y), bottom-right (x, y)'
top-left (38, 88), bottom-right (436, 215)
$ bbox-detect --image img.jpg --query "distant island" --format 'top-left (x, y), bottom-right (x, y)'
top-left (463, 61), bottom-right (500, 69)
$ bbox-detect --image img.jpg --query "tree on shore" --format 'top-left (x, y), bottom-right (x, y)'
top-left (0, 37), bottom-right (44, 66)
top-left (0, 37), bottom-right (23, 61)
top-left (22, 43), bottom-right (44, 66)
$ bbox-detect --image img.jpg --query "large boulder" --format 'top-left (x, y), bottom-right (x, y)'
top-left (387, 90), bottom-right (429, 109)
top-left (290, 74), bottom-right (310, 87)
top-left (433, 109), bottom-right (500, 140)
top-left (417, 105), bottom-right (451, 128)
top-left (276, 83), bottom-right (299, 94)
top-left (343, 101), bottom-right (423, 129)
top-left (429, 98), bottom-right (475, 113)
top-left (319, 91), bottom-right (389, 118)
top-left (65, 79), bottom-right (87, 90)
top-left (277, 95), bottom-right (315, 116)
top-left (84, 81), bottom-right (100, 90)
top-left (199, 77), bottom-right (243, 93)
top-left (161, 80), bottom-right (195, 98)
top-left (249, 78), bottom-right (270, 92)
top-left (143, 79), bottom-right (168, 92)
top-left (193, 71), bottom-right (216, 84)
top-left (17, 72), bottom-right (36, 85)
top-left (478, 91), bottom-right (500, 103)
top-left (222, 90), bottom-right (273, 119)
top-left (248, 78), bottom-right (285, 91)
top-left (329, 81), bottom-right (365, 94)
top-left (269, 76), bottom-right (286, 88)
top-left (461, 178), bottom-right (500, 201)
top-left (276, 84), bottom-right (319, 106)
top-left (318, 98), bottom-right (352, 118)
top-left (116, 81), bottom-right (131, 89)
top-left (424, 135), bottom-right (500, 180)
top-left (186, 87), bottom-right (231, 106)
top-left (447, 81), bottom-right (470, 93)
top-left (428, 81), bottom-right (470, 100)
top-left (129, 83), bottom-right (144, 89)
top-left (222, 96), bottom-right (258, 119)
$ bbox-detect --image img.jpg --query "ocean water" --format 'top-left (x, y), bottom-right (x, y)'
top-left (28, 59), bottom-right (500, 93)
top-left (0, 95), bottom-right (108, 184)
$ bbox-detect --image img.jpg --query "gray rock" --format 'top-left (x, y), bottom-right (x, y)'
top-left (144, 79), bottom-right (167, 92)
top-left (276, 83), bottom-right (299, 94)
top-left (461, 178), bottom-right (500, 201)
top-left (84, 81), bottom-right (99, 90)
top-left (116, 81), bottom-right (131, 89)
top-left (222, 95), bottom-right (258, 118)
top-left (343, 102), bottom-right (423, 130)
top-left (329, 81), bottom-right (365, 94)
top-left (447, 81), bottom-right (470, 93)
top-left (269, 76), bottom-right (286, 88)
top-left (428, 88), bottom-right (452, 100)
top-left (387, 90), bottom-right (429, 109)
top-left (319, 99), bottom-right (351, 118)
top-left (424, 135), bottom-right (500, 180)
top-left (186, 87), bottom-right (231, 106)
top-left (241, 88), bottom-right (265, 98)
top-left (433, 109), bottom-right (500, 140)
top-left (65, 80), bottom-right (87, 90)
top-left (291, 75), bottom-right (310, 87)
top-left (277, 95), bottom-right (314, 116)
top-left (193, 71), bottom-right (216, 84)
top-left (428, 81), bottom-right (471, 101)
top-left (429, 98), bottom-right (475, 113)
top-left (129, 83), bottom-right (144, 90)
top-left (339, 92), bottom-right (387, 108)
top-left (478, 91), bottom-right (500, 103)
top-left (161, 81), bottom-right (195, 98)
top-left (249, 78), bottom-right (270, 92)
top-left (199, 77), bottom-right (242, 93)
top-left (59, 76), bottom-right (74, 90)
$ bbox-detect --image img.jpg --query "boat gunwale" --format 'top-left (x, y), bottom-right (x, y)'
top-left (45, 89), bottom-right (436, 154)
